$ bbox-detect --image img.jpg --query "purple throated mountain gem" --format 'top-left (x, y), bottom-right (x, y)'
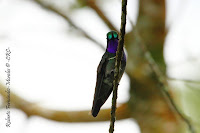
top-left (91, 31), bottom-right (126, 117)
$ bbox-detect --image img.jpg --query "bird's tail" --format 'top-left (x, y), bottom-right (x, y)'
top-left (91, 100), bottom-right (103, 117)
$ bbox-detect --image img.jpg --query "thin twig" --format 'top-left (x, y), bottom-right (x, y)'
top-left (33, 0), bottom-right (105, 50)
top-left (168, 77), bottom-right (200, 84)
top-left (109, 0), bottom-right (127, 133)
top-left (86, 0), bottom-right (118, 32)
top-left (0, 84), bottom-right (130, 122)
top-left (134, 30), bottom-right (196, 133)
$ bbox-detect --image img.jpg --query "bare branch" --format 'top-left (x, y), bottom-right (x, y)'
top-left (0, 84), bottom-right (130, 122)
top-left (168, 77), bottom-right (200, 84)
top-left (134, 30), bottom-right (196, 133)
top-left (33, 0), bottom-right (105, 50)
top-left (86, 0), bottom-right (118, 32)
top-left (109, 0), bottom-right (127, 133)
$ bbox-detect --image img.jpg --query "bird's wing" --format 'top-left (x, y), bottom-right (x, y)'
top-left (91, 53), bottom-right (109, 117)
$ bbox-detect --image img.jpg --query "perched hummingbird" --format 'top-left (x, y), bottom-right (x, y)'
top-left (91, 31), bottom-right (126, 117)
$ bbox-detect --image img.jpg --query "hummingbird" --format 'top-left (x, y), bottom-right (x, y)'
top-left (91, 31), bottom-right (126, 117)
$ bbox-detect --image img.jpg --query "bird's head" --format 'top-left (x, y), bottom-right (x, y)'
top-left (107, 31), bottom-right (119, 40)
top-left (106, 31), bottom-right (119, 53)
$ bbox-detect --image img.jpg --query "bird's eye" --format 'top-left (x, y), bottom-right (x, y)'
top-left (113, 32), bottom-right (118, 39)
top-left (107, 33), bottom-right (112, 40)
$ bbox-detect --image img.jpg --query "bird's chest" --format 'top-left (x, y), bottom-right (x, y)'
top-left (105, 58), bottom-right (115, 76)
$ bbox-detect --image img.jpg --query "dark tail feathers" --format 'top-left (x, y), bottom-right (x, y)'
top-left (91, 100), bottom-right (103, 117)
